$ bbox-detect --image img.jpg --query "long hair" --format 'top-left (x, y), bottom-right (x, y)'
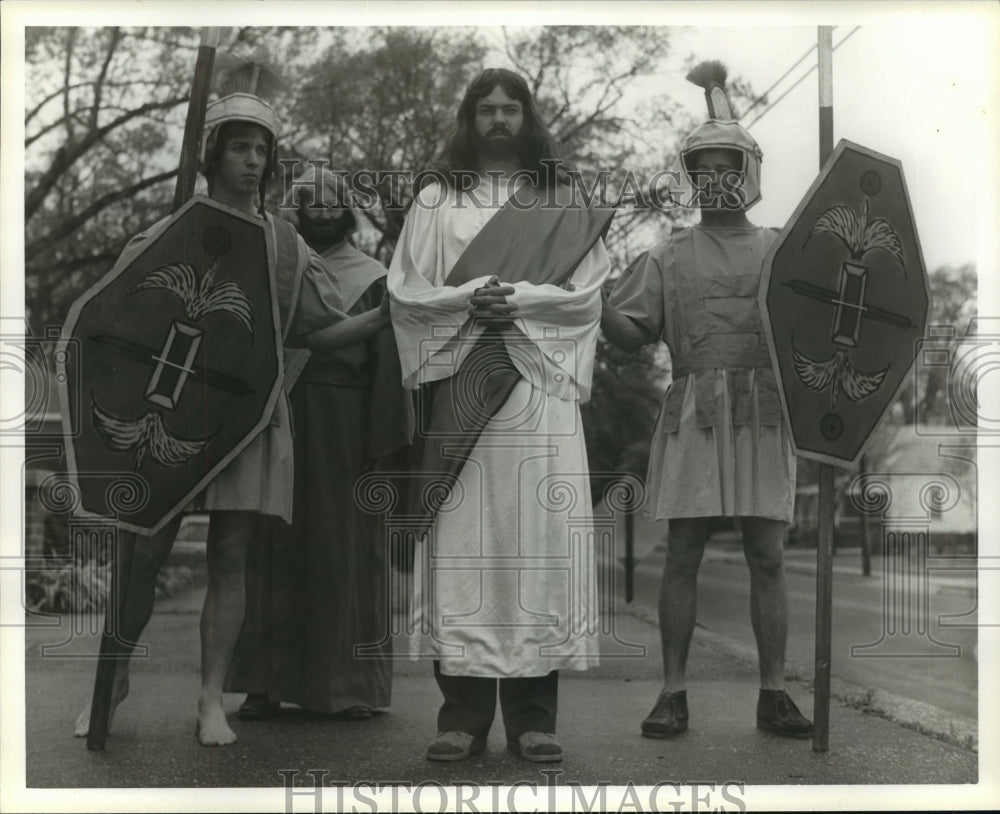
top-left (432, 68), bottom-right (565, 189)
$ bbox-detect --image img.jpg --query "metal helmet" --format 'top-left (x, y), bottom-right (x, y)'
top-left (200, 92), bottom-right (281, 180)
top-left (680, 119), bottom-right (763, 210)
top-left (677, 60), bottom-right (763, 210)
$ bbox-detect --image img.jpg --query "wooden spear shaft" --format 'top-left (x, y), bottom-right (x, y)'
top-left (85, 531), bottom-right (136, 751)
top-left (813, 24), bottom-right (836, 754)
top-left (860, 453), bottom-right (872, 576)
top-left (172, 27), bottom-right (221, 212)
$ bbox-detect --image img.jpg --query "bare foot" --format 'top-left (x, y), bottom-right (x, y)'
top-left (196, 697), bottom-right (237, 746)
top-left (72, 672), bottom-right (129, 737)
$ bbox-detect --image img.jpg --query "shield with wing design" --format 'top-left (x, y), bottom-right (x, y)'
top-left (758, 140), bottom-right (929, 467)
top-left (58, 195), bottom-right (283, 534)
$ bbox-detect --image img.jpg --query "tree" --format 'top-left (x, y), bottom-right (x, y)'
top-left (287, 27), bottom-right (490, 261)
top-left (24, 24), bottom-right (758, 314)
top-left (501, 27), bottom-right (684, 255)
top-left (24, 28), bottom-right (208, 333)
top-left (895, 262), bottom-right (977, 426)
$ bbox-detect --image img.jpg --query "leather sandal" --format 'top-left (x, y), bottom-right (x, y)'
top-left (237, 693), bottom-right (280, 721)
top-left (330, 705), bottom-right (373, 720)
top-left (507, 731), bottom-right (563, 762)
top-left (425, 731), bottom-right (486, 762)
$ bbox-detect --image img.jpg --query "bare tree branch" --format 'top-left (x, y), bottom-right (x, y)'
top-left (62, 29), bottom-right (77, 145)
top-left (25, 93), bottom-right (187, 220)
top-left (556, 88), bottom-right (626, 145)
top-left (25, 82), bottom-right (90, 128)
top-left (90, 28), bottom-right (122, 128)
top-left (28, 75), bottom-right (184, 137)
top-left (25, 109), bottom-right (92, 149)
top-left (26, 168), bottom-right (177, 261)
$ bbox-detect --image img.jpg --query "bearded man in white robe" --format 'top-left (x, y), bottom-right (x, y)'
top-left (388, 68), bottom-right (613, 763)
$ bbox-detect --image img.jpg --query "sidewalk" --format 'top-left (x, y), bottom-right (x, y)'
top-left (21, 567), bottom-right (978, 791)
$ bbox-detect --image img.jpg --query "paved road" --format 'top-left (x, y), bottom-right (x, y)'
top-left (11, 531), bottom-right (986, 814)
top-left (627, 544), bottom-right (978, 719)
top-left (19, 579), bottom-right (979, 796)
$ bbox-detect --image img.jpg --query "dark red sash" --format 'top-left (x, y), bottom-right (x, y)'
top-left (406, 182), bottom-right (613, 537)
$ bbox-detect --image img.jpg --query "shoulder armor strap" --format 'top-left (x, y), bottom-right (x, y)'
top-left (271, 217), bottom-right (306, 339)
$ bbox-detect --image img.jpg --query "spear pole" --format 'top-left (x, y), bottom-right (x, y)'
top-left (813, 24), bottom-right (836, 754)
top-left (172, 27), bottom-right (222, 212)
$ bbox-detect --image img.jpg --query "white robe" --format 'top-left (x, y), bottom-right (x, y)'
top-left (388, 180), bottom-right (610, 677)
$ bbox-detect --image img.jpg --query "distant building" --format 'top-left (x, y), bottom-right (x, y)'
top-left (789, 423), bottom-right (977, 554)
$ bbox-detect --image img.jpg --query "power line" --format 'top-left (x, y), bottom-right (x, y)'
top-left (740, 43), bottom-right (817, 119)
top-left (743, 26), bottom-right (861, 131)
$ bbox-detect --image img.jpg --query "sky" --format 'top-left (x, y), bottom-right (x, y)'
top-left (668, 20), bottom-right (994, 276)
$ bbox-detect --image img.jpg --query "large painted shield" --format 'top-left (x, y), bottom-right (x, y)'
top-left (57, 195), bottom-right (283, 534)
top-left (759, 140), bottom-right (929, 467)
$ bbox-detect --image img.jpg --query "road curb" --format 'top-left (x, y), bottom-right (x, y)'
top-left (703, 547), bottom-right (977, 596)
top-left (620, 599), bottom-right (978, 753)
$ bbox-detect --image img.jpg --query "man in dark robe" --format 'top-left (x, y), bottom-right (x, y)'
top-left (229, 165), bottom-right (412, 719)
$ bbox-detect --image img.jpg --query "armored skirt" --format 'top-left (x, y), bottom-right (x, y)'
top-left (610, 225), bottom-right (795, 523)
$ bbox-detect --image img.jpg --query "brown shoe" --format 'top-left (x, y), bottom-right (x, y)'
top-left (641, 689), bottom-right (688, 739)
top-left (756, 689), bottom-right (813, 738)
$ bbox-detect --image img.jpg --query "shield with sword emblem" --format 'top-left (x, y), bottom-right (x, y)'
top-left (758, 139), bottom-right (930, 467)
top-left (57, 195), bottom-right (284, 534)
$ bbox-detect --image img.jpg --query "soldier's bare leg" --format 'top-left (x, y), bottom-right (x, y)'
top-left (659, 518), bottom-right (711, 690)
top-left (73, 517), bottom-right (180, 736)
top-left (196, 510), bottom-right (254, 746)
top-left (741, 517), bottom-right (788, 689)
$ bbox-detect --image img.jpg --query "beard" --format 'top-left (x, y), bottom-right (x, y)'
top-left (473, 125), bottom-right (529, 164)
top-left (297, 210), bottom-right (355, 251)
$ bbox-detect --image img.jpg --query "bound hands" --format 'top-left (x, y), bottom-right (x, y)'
top-left (469, 276), bottom-right (517, 329)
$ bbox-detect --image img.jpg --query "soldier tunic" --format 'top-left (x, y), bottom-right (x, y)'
top-left (609, 225), bottom-right (795, 523)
